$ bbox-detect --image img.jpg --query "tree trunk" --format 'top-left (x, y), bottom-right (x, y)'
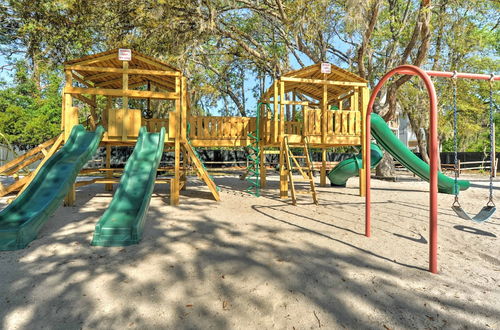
top-left (376, 152), bottom-right (395, 177)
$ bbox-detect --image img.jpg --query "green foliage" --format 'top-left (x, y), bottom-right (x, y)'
top-left (0, 61), bottom-right (61, 146)
top-left (0, 0), bottom-right (497, 151)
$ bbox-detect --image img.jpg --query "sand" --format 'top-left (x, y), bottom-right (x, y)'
top-left (0, 173), bottom-right (499, 329)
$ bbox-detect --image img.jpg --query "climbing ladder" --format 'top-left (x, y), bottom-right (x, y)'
top-left (244, 102), bottom-right (264, 197)
top-left (281, 136), bottom-right (318, 205)
top-left (183, 140), bottom-right (220, 201)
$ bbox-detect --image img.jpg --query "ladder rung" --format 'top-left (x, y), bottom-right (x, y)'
top-left (293, 156), bottom-right (307, 158)
top-left (295, 190), bottom-right (312, 194)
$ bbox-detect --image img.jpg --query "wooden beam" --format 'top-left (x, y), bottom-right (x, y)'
top-left (279, 81), bottom-right (285, 142)
top-left (122, 60), bottom-right (129, 141)
top-left (134, 54), bottom-right (179, 72)
top-left (0, 135), bottom-right (59, 174)
top-left (65, 65), bottom-right (181, 77)
top-left (280, 76), bottom-right (367, 87)
top-left (70, 53), bottom-right (117, 66)
top-left (64, 70), bottom-right (75, 141)
top-left (83, 71), bottom-right (119, 82)
top-left (140, 75), bottom-right (175, 90)
top-left (17, 133), bottom-right (64, 196)
top-left (72, 72), bottom-right (95, 87)
top-left (95, 75), bottom-right (148, 88)
top-left (73, 93), bottom-right (97, 107)
top-left (64, 87), bottom-right (179, 100)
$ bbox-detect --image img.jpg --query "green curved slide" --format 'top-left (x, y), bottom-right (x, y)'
top-left (370, 113), bottom-right (469, 194)
top-left (328, 114), bottom-right (470, 194)
top-left (0, 125), bottom-right (104, 251)
top-left (91, 126), bottom-right (165, 247)
top-left (328, 143), bottom-right (383, 186)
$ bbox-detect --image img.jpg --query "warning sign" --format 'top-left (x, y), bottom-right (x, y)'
top-left (118, 49), bottom-right (132, 61)
top-left (321, 62), bottom-right (331, 74)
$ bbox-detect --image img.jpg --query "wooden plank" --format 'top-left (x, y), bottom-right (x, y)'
top-left (280, 76), bottom-right (367, 87)
top-left (134, 54), bottom-right (180, 72)
top-left (342, 111), bottom-right (348, 134)
top-left (72, 72), bottom-right (94, 87)
top-left (70, 53), bottom-right (117, 66)
top-left (66, 65), bottom-right (181, 77)
top-left (4, 153), bottom-right (44, 176)
top-left (182, 142), bottom-right (220, 201)
top-left (0, 175), bottom-right (31, 197)
top-left (64, 87), bottom-right (179, 100)
top-left (0, 136), bottom-right (59, 174)
top-left (17, 133), bottom-right (64, 196)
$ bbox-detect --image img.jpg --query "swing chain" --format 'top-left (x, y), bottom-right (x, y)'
top-left (452, 71), bottom-right (459, 196)
top-left (488, 74), bottom-right (495, 207)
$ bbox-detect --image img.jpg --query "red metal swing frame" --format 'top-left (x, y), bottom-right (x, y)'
top-left (364, 65), bottom-right (499, 274)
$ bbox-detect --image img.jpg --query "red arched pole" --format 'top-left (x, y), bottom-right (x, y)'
top-left (364, 65), bottom-right (439, 274)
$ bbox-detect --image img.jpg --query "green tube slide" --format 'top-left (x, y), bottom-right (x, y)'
top-left (328, 143), bottom-right (383, 187)
top-left (0, 125), bottom-right (104, 251)
top-left (91, 126), bottom-right (165, 247)
top-left (370, 113), bottom-right (469, 194)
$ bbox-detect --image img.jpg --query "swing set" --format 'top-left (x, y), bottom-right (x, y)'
top-left (451, 73), bottom-right (497, 223)
top-left (364, 65), bottom-right (499, 274)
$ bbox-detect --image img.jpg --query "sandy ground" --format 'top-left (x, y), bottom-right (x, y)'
top-left (0, 172), bottom-right (499, 330)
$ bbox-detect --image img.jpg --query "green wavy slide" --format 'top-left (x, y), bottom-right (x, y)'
top-left (91, 126), bottom-right (165, 247)
top-left (328, 143), bottom-right (384, 187)
top-left (328, 113), bottom-right (470, 194)
top-left (0, 125), bottom-right (104, 251)
top-left (370, 113), bottom-right (469, 194)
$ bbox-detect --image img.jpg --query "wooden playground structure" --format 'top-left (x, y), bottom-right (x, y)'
top-left (0, 49), bottom-right (370, 205)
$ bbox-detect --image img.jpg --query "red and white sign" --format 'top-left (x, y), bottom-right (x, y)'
top-left (118, 48), bottom-right (132, 61)
top-left (321, 62), bottom-right (331, 74)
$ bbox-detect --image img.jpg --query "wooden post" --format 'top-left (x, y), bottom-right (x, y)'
top-left (64, 184), bottom-right (76, 206)
top-left (322, 83), bottom-right (328, 144)
top-left (320, 149), bottom-right (327, 187)
top-left (259, 103), bottom-right (267, 188)
top-left (279, 140), bottom-right (288, 198)
top-left (122, 61), bottom-right (129, 141)
top-left (181, 148), bottom-right (187, 190)
top-left (105, 145), bottom-right (113, 191)
top-left (63, 69), bottom-right (76, 206)
top-left (273, 80), bottom-right (279, 144)
top-left (63, 69), bottom-right (75, 141)
top-left (172, 77), bottom-right (181, 205)
top-left (359, 86), bottom-right (369, 197)
top-left (103, 96), bottom-right (111, 129)
top-left (181, 77), bottom-right (188, 190)
top-left (280, 81), bottom-right (285, 141)
top-left (292, 91), bottom-right (297, 121)
top-left (260, 147), bottom-right (266, 188)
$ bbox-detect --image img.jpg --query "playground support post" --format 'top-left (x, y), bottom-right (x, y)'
top-left (364, 66), bottom-right (499, 274)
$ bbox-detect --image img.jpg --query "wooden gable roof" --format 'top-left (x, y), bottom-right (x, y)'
top-left (264, 63), bottom-right (367, 102)
top-left (64, 49), bottom-right (181, 91)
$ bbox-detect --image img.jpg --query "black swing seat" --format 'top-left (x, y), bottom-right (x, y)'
top-left (452, 205), bottom-right (496, 223)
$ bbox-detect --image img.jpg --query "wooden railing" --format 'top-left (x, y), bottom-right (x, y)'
top-left (142, 118), bottom-right (169, 134)
top-left (304, 109), bottom-right (360, 136)
top-left (188, 116), bottom-right (256, 140)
